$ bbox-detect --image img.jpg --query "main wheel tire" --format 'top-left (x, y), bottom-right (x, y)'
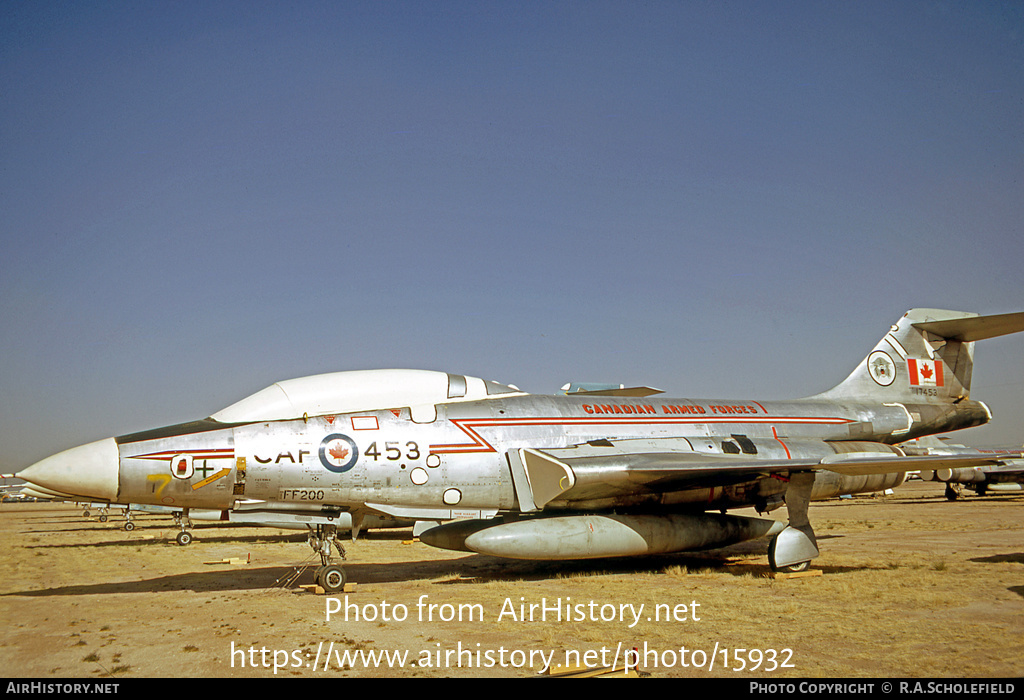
top-left (778, 560), bottom-right (810, 573)
top-left (768, 535), bottom-right (812, 573)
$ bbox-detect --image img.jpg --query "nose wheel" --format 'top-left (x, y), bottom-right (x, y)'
top-left (316, 564), bottom-right (347, 592)
top-left (308, 524), bottom-right (348, 593)
top-left (173, 509), bottom-right (194, 545)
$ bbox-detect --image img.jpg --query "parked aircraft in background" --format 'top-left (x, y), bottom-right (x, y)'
top-left (901, 437), bottom-right (1024, 500)
top-left (18, 308), bottom-right (1024, 592)
top-left (17, 483), bottom-right (406, 541)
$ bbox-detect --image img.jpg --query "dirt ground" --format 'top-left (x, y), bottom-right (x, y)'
top-left (1, 480), bottom-right (1021, 679)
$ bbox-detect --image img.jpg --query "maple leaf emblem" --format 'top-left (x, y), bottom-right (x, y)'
top-left (920, 364), bottom-right (933, 380)
top-left (329, 444), bottom-right (350, 461)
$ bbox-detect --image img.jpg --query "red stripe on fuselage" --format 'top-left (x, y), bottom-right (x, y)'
top-left (128, 448), bottom-right (235, 462)
top-left (429, 415), bottom-right (852, 455)
top-left (771, 426), bottom-right (792, 458)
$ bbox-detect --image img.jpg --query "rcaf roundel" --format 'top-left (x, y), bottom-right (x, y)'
top-left (318, 433), bottom-right (359, 473)
top-left (907, 358), bottom-right (943, 387)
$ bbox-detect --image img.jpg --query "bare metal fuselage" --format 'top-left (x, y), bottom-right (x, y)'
top-left (114, 392), bottom-right (987, 516)
top-left (20, 308), bottom-right (1024, 575)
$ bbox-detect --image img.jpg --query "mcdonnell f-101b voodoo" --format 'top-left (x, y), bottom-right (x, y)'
top-left (18, 308), bottom-right (1024, 591)
top-left (901, 437), bottom-right (1024, 500)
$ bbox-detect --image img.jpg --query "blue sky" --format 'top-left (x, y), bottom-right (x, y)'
top-left (2, 1), bottom-right (1022, 470)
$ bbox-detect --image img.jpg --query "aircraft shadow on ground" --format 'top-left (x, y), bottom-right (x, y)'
top-left (0, 556), bottom-right (744, 597)
top-left (7, 549), bottom-right (884, 602)
top-left (1, 547), bottom-right (890, 598)
top-left (19, 525), bottom-right (415, 544)
top-left (21, 531), bottom-right (309, 547)
top-left (969, 552), bottom-right (1024, 565)
top-left (969, 551), bottom-right (1024, 598)
top-left (0, 556), bottom-right (478, 597)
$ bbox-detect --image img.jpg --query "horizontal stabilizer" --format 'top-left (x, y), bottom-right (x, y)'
top-left (913, 311), bottom-right (1024, 342)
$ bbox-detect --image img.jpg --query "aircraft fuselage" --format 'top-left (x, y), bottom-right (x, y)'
top-left (113, 393), bottom-right (989, 515)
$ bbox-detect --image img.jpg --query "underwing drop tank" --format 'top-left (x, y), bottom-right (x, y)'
top-left (934, 467), bottom-right (987, 484)
top-left (421, 513), bottom-right (786, 560)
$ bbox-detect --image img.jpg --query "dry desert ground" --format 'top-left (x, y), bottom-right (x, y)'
top-left (1, 480), bottom-right (1021, 678)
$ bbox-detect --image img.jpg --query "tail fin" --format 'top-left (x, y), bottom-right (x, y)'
top-left (814, 309), bottom-right (1024, 403)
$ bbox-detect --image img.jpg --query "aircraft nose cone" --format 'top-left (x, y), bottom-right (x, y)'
top-left (19, 437), bottom-right (120, 502)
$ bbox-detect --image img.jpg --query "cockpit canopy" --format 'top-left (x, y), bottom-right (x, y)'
top-left (209, 369), bottom-right (521, 423)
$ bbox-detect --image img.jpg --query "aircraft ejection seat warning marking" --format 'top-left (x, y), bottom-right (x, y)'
top-left (319, 434), bottom-right (359, 473)
top-left (192, 468), bottom-right (231, 490)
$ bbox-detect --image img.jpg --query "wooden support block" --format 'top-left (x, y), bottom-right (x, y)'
top-left (202, 556), bottom-right (248, 566)
top-left (772, 569), bottom-right (823, 580)
top-left (300, 582), bottom-right (356, 594)
top-left (547, 663), bottom-right (636, 678)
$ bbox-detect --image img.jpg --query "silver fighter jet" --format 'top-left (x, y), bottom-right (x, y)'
top-left (18, 308), bottom-right (1024, 591)
top-left (901, 437), bottom-right (1024, 500)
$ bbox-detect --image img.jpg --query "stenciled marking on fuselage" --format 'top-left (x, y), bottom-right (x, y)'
top-left (429, 413), bottom-right (855, 455)
top-left (192, 468), bottom-right (231, 490)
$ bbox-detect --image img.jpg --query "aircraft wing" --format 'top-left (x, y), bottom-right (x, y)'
top-left (511, 440), bottom-right (1018, 507)
top-left (982, 460), bottom-right (1024, 477)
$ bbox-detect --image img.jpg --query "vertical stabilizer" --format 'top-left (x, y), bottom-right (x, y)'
top-left (813, 309), bottom-right (1024, 403)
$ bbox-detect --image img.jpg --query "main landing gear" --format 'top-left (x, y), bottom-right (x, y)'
top-left (308, 523), bottom-right (347, 593)
top-left (767, 471), bottom-right (819, 574)
top-left (768, 531), bottom-right (815, 573)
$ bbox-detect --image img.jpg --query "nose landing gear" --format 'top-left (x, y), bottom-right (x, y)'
top-left (173, 509), bottom-right (194, 545)
top-left (308, 523), bottom-right (347, 593)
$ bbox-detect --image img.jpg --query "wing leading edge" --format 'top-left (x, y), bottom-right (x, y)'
top-left (512, 440), bottom-right (1018, 508)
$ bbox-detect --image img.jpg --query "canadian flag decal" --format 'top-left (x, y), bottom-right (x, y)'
top-left (907, 358), bottom-right (944, 387)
